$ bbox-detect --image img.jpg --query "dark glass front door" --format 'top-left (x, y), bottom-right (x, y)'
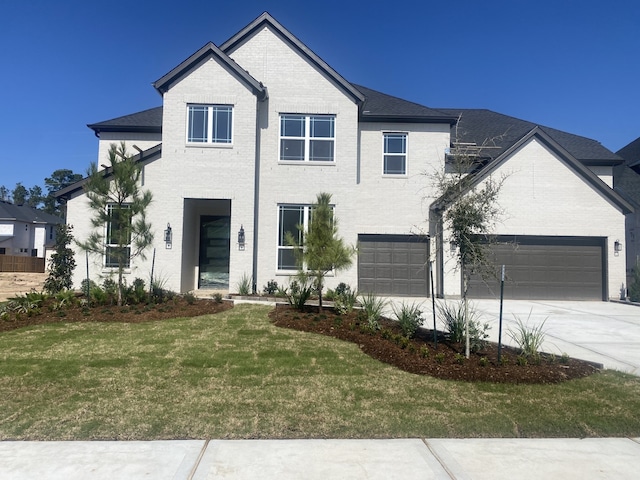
top-left (198, 216), bottom-right (230, 289)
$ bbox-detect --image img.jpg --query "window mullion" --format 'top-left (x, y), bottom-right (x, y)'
top-left (207, 107), bottom-right (214, 143)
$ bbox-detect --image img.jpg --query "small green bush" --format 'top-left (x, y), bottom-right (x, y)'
top-left (212, 293), bottom-right (223, 303)
top-left (359, 293), bottom-right (387, 331)
top-left (334, 285), bottom-right (357, 314)
top-left (263, 280), bottom-right (279, 296)
top-left (391, 302), bottom-right (423, 339)
top-left (287, 274), bottom-right (313, 310)
top-left (438, 300), bottom-right (490, 352)
top-left (236, 273), bottom-right (252, 296)
top-left (508, 310), bottom-right (547, 360)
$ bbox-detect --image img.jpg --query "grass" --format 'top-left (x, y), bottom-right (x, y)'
top-left (1, 304), bottom-right (640, 440)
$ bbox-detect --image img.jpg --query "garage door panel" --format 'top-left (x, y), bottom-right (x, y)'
top-left (358, 234), bottom-right (429, 297)
top-left (468, 236), bottom-right (604, 300)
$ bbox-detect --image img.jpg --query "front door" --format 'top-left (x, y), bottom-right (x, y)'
top-left (198, 215), bottom-right (231, 289)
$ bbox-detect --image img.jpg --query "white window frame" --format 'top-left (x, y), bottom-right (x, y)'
top-left (187, 104), bottom-right (233, 145)
top-left (383, 132), bottom-right (408, 176)
top-left (104, 203), bottom-right (131, 269)
top-left (279, 114), bottom-right (335, 163)
top-left (276, 203), bottom-right (335, 272)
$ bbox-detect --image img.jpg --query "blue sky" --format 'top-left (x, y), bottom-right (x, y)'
top-left (1, 0), bottom-right (639, 194)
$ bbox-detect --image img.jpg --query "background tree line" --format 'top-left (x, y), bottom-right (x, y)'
top-left (0, 169), bottom-right (83, 217)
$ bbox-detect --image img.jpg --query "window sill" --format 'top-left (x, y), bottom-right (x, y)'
top-left (382, 173), bottom-right (408, 178)
top-left (186, 143), bottom-right (234, 149)
top-left (278, 161), bottom-right (336, 166)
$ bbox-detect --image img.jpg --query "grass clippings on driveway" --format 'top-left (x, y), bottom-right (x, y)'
top-left (1, 303), bottom-right (639, 440)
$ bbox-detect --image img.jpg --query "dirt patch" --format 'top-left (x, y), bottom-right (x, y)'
top-left (0, 273), bottom-right (47, 302)
top-left (269, 304), bottom-right (599, 384)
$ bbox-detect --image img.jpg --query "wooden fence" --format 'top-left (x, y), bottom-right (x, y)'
top-left (0, 255), bottom-right (45, 273)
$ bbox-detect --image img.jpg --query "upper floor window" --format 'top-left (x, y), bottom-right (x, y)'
top-left (383, 132), bottom-right (407, 175)
top-left (280, 114), bottom-right (335, 162)
top-left (105, 203), bottom-right (131, 269)
top-left (187, 105), bottom-right (233, 144)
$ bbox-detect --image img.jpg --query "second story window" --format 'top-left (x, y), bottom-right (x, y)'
top-left (280, 114), bottom-right (335, 162)
top-left (187, 105), bottom-right (233, 144)
top-left (383, 132), bottom-right (407, 175)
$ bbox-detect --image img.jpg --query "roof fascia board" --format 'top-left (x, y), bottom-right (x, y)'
top-left (55, 144), bottom-right (163, 199)
top-left (360, 114), bottom-right (458, 124)
top-left (431, 127), bottom-right (634, 214)
top-left (87, 124), bottom-right (162, 136)
top-left (220, 12), bottom-right (364, 104)
top-left (153, 43), bottom-right (267, 100)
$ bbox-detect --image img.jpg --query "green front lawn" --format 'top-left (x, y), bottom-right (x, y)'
top-left (1, 304), bottom-right (639, 440)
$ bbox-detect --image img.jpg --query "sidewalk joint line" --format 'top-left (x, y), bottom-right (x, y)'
top-left (422, 438), bottom-right (456, 479)
top-left (187, 439), bottom-right (209, 480)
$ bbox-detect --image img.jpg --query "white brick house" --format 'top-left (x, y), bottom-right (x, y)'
top-left (57, 12), bottom-right (632, 301)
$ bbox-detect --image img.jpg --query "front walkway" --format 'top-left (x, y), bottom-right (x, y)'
top-left (383, 298), bottom-right (640, 376)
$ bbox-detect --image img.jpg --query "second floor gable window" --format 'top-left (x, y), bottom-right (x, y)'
top-left (187, 105), bottom-right (233, 144)
top-left (280, 114), bottom-right (335, 162)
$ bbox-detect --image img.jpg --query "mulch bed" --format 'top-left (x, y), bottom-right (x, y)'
top-left (269, 304), bottom-right (599, 384)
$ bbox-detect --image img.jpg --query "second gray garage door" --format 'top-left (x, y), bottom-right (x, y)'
top-left (466, 236), bottom-right (606, 300)
top-left (358, 234), bottom-right (429, 296)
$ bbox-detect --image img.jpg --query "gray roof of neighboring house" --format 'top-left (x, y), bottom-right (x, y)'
top-left (613, 164), bottom-right (640, 208)
top-left (438, 108), bottom-right (623, 166)
top-left (0, 201), bottom-right (63, 224)
top-left (88, 107), bottom-right (163, 136)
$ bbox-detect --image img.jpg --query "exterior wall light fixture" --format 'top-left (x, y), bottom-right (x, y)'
top-left (238, 225), bottom-right (245, 251)
top-left (164, 223), bottom-right (172, 249)
top-left (614, 239), bottom-right (622, 255)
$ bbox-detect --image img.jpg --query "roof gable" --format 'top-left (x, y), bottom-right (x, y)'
top-left (220, 12), bottom-right (364, 104)
top-left (432, 127), bottom-right (633, 215)
top-left (153, 42), bottom-right (267, 100)
top-left (617, 137), bottom-right (640, 170)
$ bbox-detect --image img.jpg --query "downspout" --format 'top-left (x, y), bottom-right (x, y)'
top-left (251, 89), bottom-right (267, 293)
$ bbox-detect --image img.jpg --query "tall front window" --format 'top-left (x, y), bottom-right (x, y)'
top-left (280, 114), bottom-right (335, 162)
top-left (383, 132), bottom-right (407, 175)
top-left (187, 105), bottom-right (233, 144)
top-left (105, 204), bottom-right (131, 268)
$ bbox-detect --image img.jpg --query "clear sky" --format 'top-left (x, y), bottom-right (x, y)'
top-left (1, 0), bottom-right (639, 193)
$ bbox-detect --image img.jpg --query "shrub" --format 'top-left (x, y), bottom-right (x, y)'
top-left (53, 290), bottom-right (77, 310)
top-left (236, 273), bottom-right (252, 296)
top-left (629, 264), bottom-right (640, 302)
top-left (212, 293), bottom-right (223, 303)
top-left (263, 280), bottom-right (279, 296)
top-left (508, 310), bottom-right (547, 360)
top-left (334, 285), bottom-right (358, 314)
top-left (391, 302), bottom-right (423, 339)
top-left (438, 300), bottom-right (490, 352)
top-left (183, 292), bottom-right (197, 305)
top-left (359, 293), bottom-right (387, 331)
top-left (44, 224), bottom-right (76, 294)
top-left (286, 273), bottom-right (313, 310)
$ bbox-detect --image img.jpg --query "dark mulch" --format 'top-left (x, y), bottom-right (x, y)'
top-left (269, 304), bottom-right (599, 384)
top-left (0, 296), bottom-right (233, 333)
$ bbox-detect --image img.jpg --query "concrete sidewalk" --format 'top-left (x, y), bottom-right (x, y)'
top-left (1, 438), bottom-right (640, 479)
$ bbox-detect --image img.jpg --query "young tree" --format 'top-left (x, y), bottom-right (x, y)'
top-left (77, 142), bottom-right (154, 306)
top-left (44, 224), bottom-right (76, 294)
top-left (430, 131), bottom-right (506, 357)
top-left (287, 192), bottom-right (355, 311)
top-left (0, 186), bottom-right (9, 202)
top-left (27, 185), bottom-right (44, 209)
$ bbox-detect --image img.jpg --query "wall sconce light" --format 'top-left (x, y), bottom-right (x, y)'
top-left (614, 239), bottom-right (623, 255)
top-left (164, 223), bottom-right (172, 249)
top-left (449, 239), bottom-right (457, 252)
top-left (238, 225), bottom-right (245, 251)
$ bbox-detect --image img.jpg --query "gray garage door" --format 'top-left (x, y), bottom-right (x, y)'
top-left (358, 234), bottom-right (429, 296)
top-left (467, 236), bottom-right (606, 300)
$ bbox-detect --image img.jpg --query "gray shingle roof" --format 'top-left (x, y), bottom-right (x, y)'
top-left (88, 107), bottom-right (163, 135)
top-left (0, 201), bottom-right (63, 224)
top-left (438, 109), bottom-right (622, 165)
top-left (616, 137), bottom-right (640, 169)
top-left (354, 85), bottom-right (456, 123)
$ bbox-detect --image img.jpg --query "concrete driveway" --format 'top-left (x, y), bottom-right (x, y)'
top-left (385, 298), bottom-right (640, 376)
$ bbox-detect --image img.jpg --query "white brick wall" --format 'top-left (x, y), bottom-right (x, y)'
top-left (441, 137), bottom-right (627, 299)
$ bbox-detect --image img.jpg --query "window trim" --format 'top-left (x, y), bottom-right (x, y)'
top-left (279, 114), bottom-right (336, 163)
top-left (186, 104), bottom-right (234, 146)
top-left (276, 203), bottom-right (336, 272)
top-left (104, 203), bottom-right (132, 269)
top-left (382, 132), bottom-right (408, 176)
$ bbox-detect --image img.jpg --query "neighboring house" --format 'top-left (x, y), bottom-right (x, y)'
top-left (614, 137), bottom-right (640, 287)
top-left (57, 12), bottom-right (632, 301)
top-left (0, 200), bottom-right (63, 258)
